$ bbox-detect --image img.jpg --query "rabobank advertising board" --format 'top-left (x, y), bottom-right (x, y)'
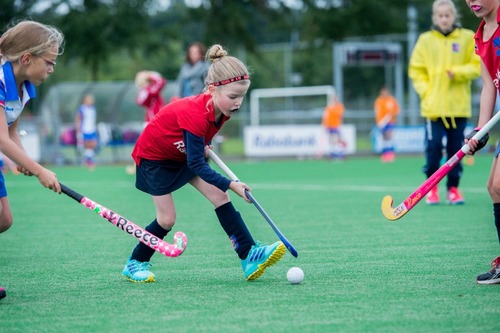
top-left (243, 125), bottom-right (356, 157)
top-left (371, 125), bottom-right (473, 154)
top-left (244, 125), bottom-right (475, 157)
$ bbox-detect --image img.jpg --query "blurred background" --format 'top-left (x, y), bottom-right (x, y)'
top-left (3, 0), bottom-right (484, 164)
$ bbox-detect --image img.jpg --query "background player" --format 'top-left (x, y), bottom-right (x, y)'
top-left (374, 86), bottom-right (400, 163)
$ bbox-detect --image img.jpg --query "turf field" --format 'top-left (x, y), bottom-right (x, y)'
top-left (1, 154), bottom-right (500, 332)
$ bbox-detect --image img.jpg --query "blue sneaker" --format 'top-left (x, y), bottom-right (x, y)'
top-left (122, 259), bottom-right (155, 283)
top-left (241, 241), bottom-right (286, 281)
top-left (0, 286), bottom-right (6, 300)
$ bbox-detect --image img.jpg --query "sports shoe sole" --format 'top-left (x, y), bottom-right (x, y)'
top-left (122, 274), bottom-right (155, 283)
top-left (447, 200), bottom-right (464, 205)
top-left (476, 277), bottom-right (500, 285)
top-left (246, 242), bottom-right (286, 281)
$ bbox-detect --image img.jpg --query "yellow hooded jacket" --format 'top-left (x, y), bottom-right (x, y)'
top-left (409, 28), bottom-right (480, 128)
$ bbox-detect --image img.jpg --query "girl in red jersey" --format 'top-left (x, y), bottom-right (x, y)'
top-left (122, 44), bottom-right (286, 283)
top-left (464, 0), bottom-right (500, 284)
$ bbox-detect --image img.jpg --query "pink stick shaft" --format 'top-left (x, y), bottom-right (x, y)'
top-left (79, 196), bottom-right (185, 257)
top-left (403, 149), bottom-right (466, 210)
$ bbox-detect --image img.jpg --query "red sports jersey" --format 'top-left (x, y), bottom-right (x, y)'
top-left (136, 74), bottom-right (166, 122)
top-left (132, 94), bottom-right (230, 164)
top-left (474, 8), bottom-right (500, 92)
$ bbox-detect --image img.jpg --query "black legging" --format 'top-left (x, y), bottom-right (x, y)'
top-left (423, 117), bottom-right (467, 189)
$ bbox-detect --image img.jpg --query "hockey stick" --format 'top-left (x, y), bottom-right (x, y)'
top-left (381, 111), bottom-right (500, 221)
top-left (60, 183), bottom-right (187, 257)
top-left (208, 150), bottom-right (298, 258)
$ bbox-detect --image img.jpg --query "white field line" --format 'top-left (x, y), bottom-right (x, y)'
top-left (248, 183), bottom-right (488, 194)
top-left (8, 181), bottom-right (487, 194)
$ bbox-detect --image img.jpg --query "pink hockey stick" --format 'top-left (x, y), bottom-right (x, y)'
top-left (381, 111), bottom-right (500, 221)
top-left (60, 183), bottom-right (187, 257)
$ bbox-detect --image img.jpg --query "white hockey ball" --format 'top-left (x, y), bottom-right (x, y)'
top-left (287, 267), bottom-right (304, 284)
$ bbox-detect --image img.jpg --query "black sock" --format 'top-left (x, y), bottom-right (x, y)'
top-left (494, 203), bottom-right (500, 245)
top-left (130, 219), bottom-right (170, 262)
top-left (447, 176), bottom-right (459, 189)
top-left (215, 202), bottom-right (255, 260)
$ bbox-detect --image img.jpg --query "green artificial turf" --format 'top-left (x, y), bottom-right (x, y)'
top-left (1, 154), bottom-right (499, 332)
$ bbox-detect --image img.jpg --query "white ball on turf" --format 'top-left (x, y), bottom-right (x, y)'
top-left (287, 267), bottom-right (304, 284)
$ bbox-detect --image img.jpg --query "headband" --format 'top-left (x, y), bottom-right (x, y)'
top-left (211, 75), bottom-right (249, 87)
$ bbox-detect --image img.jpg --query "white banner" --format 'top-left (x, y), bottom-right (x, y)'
top-left (371, 125), bottom-right (474, 153)
top-left (244, 124), bottom-right (356, 157)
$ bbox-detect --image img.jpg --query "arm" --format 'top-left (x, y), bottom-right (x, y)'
top-left (0, 111), bottom-right (60, 192)
top-left (136, 72), bottom-right (166, 106)
top-left (408, 38), bottom-right (430, 98)
top-left (146, 72), bottom-right (166, 95)
top-left (174, 65), bottom-right (186, 98)
top-left (374, 99), bottom-right (380, 119)
top-left (184, 130), bottom-right (231, 191)
top-left (466, 60), bottom-right (496, 154)
top-left (448, 34), bottom-right (481, 82)
top-left (477, 60), bottom-right (496, 128)
top-left (184, 130), bottom-right (251, 202)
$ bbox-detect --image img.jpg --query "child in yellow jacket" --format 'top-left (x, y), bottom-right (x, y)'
top-left (409, 0), bottom-right (480, 205)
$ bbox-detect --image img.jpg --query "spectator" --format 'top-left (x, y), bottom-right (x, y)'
top-left (174, 42), bottom-right (209, 98)
top-left (408, 0), bottom-right (480, 205)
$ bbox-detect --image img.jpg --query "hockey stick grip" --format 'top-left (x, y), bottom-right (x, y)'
top-left (463, 112), bottom-right (500, 153)
top-left (473, 113), bottom-right (500, 138)
top-left (60, 183), bottom-right (84, 202)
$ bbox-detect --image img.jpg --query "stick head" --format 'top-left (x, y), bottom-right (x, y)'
top-left (154, 231), bottom-right (188, 257)
top-left (381, 195), bottom-right (407, 221)
top-left (287, 244), bottom-right (298, 258)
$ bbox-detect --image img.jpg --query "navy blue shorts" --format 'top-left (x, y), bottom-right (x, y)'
top-left (135, 159), bottom-right (196, 196)
top-left (0, 172), bottom-right (7, 198)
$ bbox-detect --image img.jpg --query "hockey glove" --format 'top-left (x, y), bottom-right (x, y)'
top-left (465, 127), bottom-right (489, 154)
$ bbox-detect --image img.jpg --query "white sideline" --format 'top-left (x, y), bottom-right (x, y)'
top-left (6, 181), bottom-right (487, 194)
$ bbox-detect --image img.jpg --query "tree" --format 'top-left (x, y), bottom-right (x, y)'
top-left (55, 0), bottom-right (150, 81)
top-left (0, 0), bottom-right (40, 28)
top-left (300, 0), bottom-right (409, 41)
top-left (195, 0), bottom-right (291, 51)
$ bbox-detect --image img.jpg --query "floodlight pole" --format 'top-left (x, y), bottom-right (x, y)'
top-left (407, 3), bottom-right (419, 126)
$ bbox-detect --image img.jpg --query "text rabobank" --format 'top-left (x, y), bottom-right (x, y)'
top-left (254, 134), bottom-right (316, 147)
top-left (244, 124), bottom-right (356, 157)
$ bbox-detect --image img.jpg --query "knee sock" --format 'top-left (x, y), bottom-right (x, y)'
top-left (215, 202), bottom-right (255, 260)
top-left (130, 219), bottom-right (170, 263)
top-left (447, 176), bottom-right (459, 189)
top-left (494, 203), bottom-right (500, 245)
top-left (84, 149), bottom-right (95, 164)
